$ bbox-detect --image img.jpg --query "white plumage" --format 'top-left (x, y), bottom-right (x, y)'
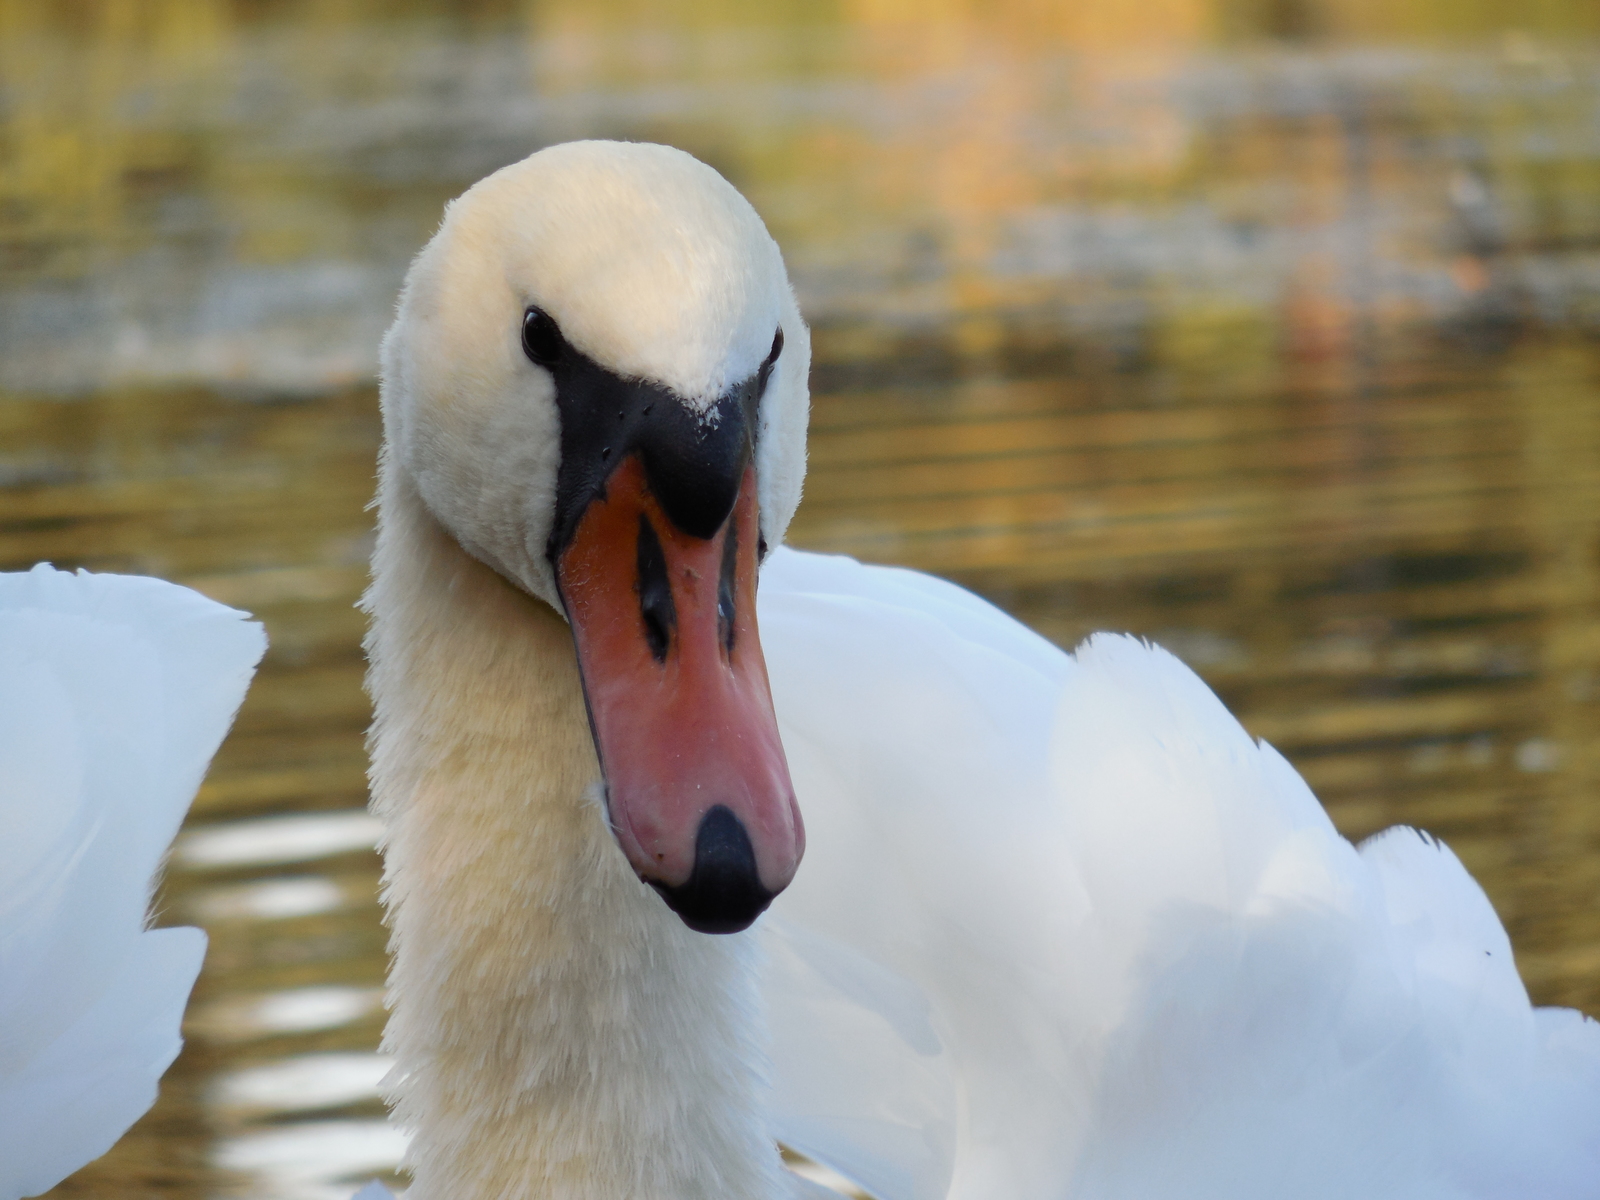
top-left (0, 565), bottom-right (264, 1200)
top-left (756, 548), bottom-right (1600, 1200)
top-left (357, 140), bottom-right (1600, 1200)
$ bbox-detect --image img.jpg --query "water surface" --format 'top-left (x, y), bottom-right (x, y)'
top-left (3, 3), bottom-right (1599, 1197)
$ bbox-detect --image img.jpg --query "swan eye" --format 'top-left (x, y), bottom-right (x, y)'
top-left (522, 306), bottom-right (565, 368)
top-left (756, 326), bottom-right (784, 394)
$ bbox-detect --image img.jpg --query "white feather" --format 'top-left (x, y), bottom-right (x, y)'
top-left (0, 565), bottom-right (264, 1200)
top-left (758, 549), bottom-right (1600, 1200)
top-left (361, 141), bottom-right (1600, 1200)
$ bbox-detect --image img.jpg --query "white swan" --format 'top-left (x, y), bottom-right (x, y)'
top-left (0, 564), bottom-right (264, 1200)
top-left (362, 140), bottom-right (1600, 1200)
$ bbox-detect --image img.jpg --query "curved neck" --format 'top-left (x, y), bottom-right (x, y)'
top-left (364, 457), bottom-right (785, 1200)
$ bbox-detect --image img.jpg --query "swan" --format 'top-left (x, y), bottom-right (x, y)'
top-left (362, 139), bottom-right (1600, 1200)
top-left (0, 564), bottom-right (264, 1200)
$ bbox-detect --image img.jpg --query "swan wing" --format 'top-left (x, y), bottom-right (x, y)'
top-left (761, 915), bottom-right (957, 1200)
top-left (758, 548), bottom-right (1600, 1200)
top-left (759, 547), bottom-right (1081, 1200)
top-left (0, 565), bottom-right (264, 1199)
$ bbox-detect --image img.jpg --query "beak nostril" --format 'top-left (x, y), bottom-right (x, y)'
top-left (636, 515), bottom-right (675, 662)
top-left (718, 518), bottom-right (738, 657)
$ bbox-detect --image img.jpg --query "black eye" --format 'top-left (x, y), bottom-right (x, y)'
top-left (757, 326), bottom-right (784, 391)
top-left (522, 306), bottom-right (565, 368)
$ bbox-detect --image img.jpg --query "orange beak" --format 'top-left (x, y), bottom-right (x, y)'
top-left (555, 454), bottom-right (802, 932)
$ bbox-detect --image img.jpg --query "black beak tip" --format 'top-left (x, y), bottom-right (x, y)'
top-left (650, 804), bottom-right (776, 934)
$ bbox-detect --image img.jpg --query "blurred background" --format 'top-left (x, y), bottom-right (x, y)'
top-left (3, 0), bottom-right (1599, 1196)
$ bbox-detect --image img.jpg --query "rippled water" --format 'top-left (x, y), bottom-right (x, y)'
top-left (5, 3), bottom-right (1600, 1197)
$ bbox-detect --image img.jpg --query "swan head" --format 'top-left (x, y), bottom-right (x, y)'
top-left (381, 141), bottom-right (809, 934)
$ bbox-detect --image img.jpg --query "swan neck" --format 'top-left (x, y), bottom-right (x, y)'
top-left (364, 459), bottom-right (784, 1200)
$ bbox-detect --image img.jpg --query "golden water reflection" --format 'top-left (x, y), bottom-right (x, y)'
top-left (3, 2), bottom-right (1599, 1197)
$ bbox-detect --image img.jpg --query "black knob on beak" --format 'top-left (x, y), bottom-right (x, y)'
top-left (650, 805), bottom-right (776, 934)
